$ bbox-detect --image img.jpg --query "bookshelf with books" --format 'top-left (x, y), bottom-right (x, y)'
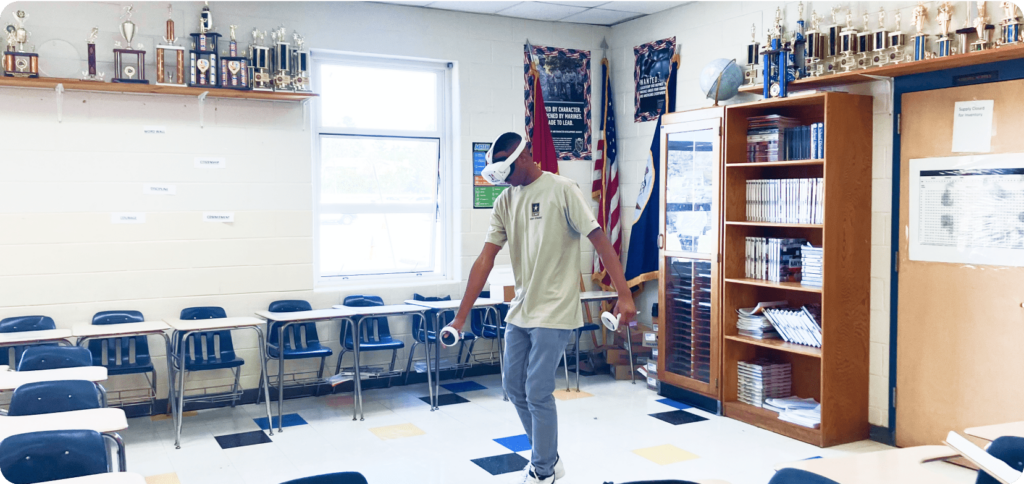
top-left (721, 92), bottom-right (872, 447)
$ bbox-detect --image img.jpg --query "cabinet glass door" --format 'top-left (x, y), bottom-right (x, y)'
top-left (664, 257), bottom-right (713, 383)
top-left (664, 128), bottom-right (717, 256)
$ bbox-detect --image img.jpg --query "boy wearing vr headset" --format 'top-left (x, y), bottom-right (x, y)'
top-left (447, 132), bottom-right (636, 484)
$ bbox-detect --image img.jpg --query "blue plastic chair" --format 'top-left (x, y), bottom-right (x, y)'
top-left (17, 346), bottom-right (93, 371)
top-left (564, 322), bottom-right (603, 392)
top-left (8, 380), bottom-right (103, 416)
top-left (280, 472), bottom-right (368, 484)
top-left (402, 294), bottom-right (452, 384)
top-left (0, 316), bottom-right (60, 369)
top-left (175, 307), bottom-right (245, 408)
top-left (977, 436), bottom-right (1024, 484)
top-left (85, 310), bottom-right (157, 412)
top-left (768, 469), bottom-right (841, 484)
top-left (339, 295), bottom-right (405, 388)
top-left (0, 430), bottom-right (117, 483)
top-left (260, 300), bottom-right (333, 404)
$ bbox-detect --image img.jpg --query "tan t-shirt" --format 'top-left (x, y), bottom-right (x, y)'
top-left (485, 172), bottom-right (601, 330)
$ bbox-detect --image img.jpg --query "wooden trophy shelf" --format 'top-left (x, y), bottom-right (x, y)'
top-left (0, 76), bottom-right (317, 101)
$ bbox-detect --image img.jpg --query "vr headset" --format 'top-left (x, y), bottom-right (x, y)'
top-left (481, 132), bottom-right (526, 184)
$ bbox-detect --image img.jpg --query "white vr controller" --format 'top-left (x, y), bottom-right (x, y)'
top-left (601, 311), bottom-right (640, 331)
top-left (440, 325), bottom-right (461, 346)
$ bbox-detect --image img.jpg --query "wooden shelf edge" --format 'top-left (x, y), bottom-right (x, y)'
top-left (0, 77), bottom-right (318, 101)
top-left (739, 44), bottom-right (1024, 94)
top-left (724, 401), bottom-right (822, 446)
top-left (725, 221), bottom-right (823, 228)
top-left (724, 278), bottom-right (823, 293)
top-left (725, 335), bottom-right (822, 358)
top-left (726, 159), bottom-right (824, 167)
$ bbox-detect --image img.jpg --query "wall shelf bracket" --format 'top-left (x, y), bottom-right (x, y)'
top-left (55, 83), bottom-right (64, 123)
top-left (198, 91), bottom-right (209, 128)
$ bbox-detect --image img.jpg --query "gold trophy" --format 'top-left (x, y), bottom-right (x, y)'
top-left (3, 10), bottom-right (39, 78)
top-left (113, 5), bottom-right (148, 83)
top-left (157, 5), bottom-right (186, 86)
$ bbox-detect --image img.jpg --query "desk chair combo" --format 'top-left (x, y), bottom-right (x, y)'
top-left (338, 295), bottom-right (405, 387)
top-left (17, 345), bottom-right (93, 371)
top-left (0, 316), bottom-right (69, 368)
top-left (258, 300), bottom-right (333, 407)
top-left (461, 296), bottom-right (508, 393)
top-left (81, 311), bottom-right (157, 413)
top-left (281, 471), bottom-right (368, 484)
top-left (404, 293), bottom-right (477, 383)
top-left (0, 429), bottom-right (125, 483)
top-left (173, 307), bottom-right (247, 409)
top-left (602, 468), bottom-right (838, 484)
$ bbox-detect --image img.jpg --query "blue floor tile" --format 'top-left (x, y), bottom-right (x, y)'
top-left (649, 409), bottom-right (708, 425)
top-left (441, 380), bottom-right (488, 393)
top-left (419, 393), bottom-right (470, 406)
top-left (494, 434), bottom-right (531, 452)
top-left (656, 397), bottom-right (693, 410)
top-left (472, 452), bottom-right (530, 476)
top-left (253, 413), bottom-right (308, 431)
top-left (214, 430), bottom-right (272, 449)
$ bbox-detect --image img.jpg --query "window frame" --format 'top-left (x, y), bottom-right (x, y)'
top-left (311, 50), bottom-right (454, 287)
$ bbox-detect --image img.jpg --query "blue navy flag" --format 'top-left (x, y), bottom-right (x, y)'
top-left (624, 53), bottom-right (679, 288)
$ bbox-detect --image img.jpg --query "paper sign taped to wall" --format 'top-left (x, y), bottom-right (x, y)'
top-left (143, 126), bottom-right (166, 134)
top-left (143, 184), bottom-right (176, 195)
top-left (194, 156), bottom-right (226, 169)
top-left (951, 100), bottom-right (994, 153)
top-left (111, 213), bottom-right (146, 224)
top-left (203, 212), bottom-right (235, 223)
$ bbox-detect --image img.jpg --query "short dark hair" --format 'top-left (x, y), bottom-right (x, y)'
top-left (492, 132), bottom-right (523, 162)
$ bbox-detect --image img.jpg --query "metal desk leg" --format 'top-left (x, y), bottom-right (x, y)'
top-left (575, 329), bottom-right (581, 392)
top-left (419, 312), bottom-right (434, 412)
top-left (433, 310), bottom-right (443, 410)
top-left (277, 324), bottom-right (286, 432)
top-left (174, 330), bottom-right (190, 449)
top-left (159, 333), bottom-right (177, 424)
top-left (563, 351), bottom-right (570, 392)
top-left (253, 327), bottom-right (274, 436)
top-left (624, 323), bottom-right (635, 384)
top-left (350, 316), bottom-right (363, 421)
top-left (496, 307), bottom-right (508, 402)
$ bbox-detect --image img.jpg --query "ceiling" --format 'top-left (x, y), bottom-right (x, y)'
top-left (379, 1), bottom-right (691, 26)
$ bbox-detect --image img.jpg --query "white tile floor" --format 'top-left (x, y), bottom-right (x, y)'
top-left (120, 372), bottom-right (976, 484)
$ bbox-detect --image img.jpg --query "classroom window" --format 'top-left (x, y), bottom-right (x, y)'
top-left (313, 53), bottom-right (451, 283)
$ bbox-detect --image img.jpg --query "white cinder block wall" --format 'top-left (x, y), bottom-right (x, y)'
top-left (0, 1), bottom-right (609, 399)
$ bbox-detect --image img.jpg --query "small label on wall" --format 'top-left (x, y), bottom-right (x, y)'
top-left (111, 213), bottom-right (146, 224)
top-left (143, 184), bottom-right (176, 195)
top-left (194, 156), bottom-right (226, 169)
top-left (143, 126), bottom-right (167, 134)
top-left (203, 212), bottom-right (235, 223)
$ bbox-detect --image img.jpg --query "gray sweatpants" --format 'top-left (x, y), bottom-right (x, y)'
top-left (503, 323), bottom-right (573, 477)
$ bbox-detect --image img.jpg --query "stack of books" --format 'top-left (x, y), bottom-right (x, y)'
top-left (762, 305), bottom-right (823, 348)
top-left (764, 396), bottom-right (821, 429)
top-left (800, 243), bottom-right (823, 287)
top-left (746, 115), bottom-right (825, 162)
top-left (745, 178), bottom-right (824, 224)
top-left (737, 359), bottom-right (792, 408)
top-left (745, 237), bottom-right (806, 282)
top-left (736, 301), bottom-right (787, 340)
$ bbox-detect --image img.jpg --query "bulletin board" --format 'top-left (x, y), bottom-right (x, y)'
top-left (473, 142), bottom-right (507, 209)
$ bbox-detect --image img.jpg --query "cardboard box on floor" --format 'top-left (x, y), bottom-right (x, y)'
top-left (606, 347), bottom-right (652, 366)
top-left (610, 364), bottom-right (637, 380)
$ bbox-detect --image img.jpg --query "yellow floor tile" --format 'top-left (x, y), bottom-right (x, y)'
top-left (553, 389), bottom-right (594, 400)
top-left (632, 444), bottom-right (700, 465)
top-left (145, 473), bottom-right (182, 484)
top-left (150, 411), bottom-right (197, 421)
top-left (369, 423), bottom-right (426, 441)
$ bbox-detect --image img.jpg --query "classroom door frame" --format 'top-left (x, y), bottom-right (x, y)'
top-left (886, 59), bottom-right (1024, 446)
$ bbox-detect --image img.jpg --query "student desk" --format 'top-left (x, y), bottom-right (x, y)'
top-left (0, 407), bottom-right (130, 472)
top-left (328, 305), bottom-right (432, 417)
top-left (72, 321), bottom-right (172, 413)
top-left (19, 473), bottom-right (149, 484)
top-left (403, 298), bottom-right (506, 406)
top-left (0, 366), bottom-right (107, 391)
top-left (164, 317), bottom-right (275, 448)
top-left (965, 421), bottom-right (1024, 442)
top-left (775, 445), bottom-right (965, 484)
top-left (0, 329), bottom-right (75, 367)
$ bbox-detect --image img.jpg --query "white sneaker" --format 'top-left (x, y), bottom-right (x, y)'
top-left (513, 468), bottom-right (554, 484)
top-left (519, 456), bottom-right (565, 481)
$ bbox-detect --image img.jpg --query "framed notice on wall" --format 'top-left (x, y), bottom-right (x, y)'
top-left (634, 36), bottom-right (676, 122)
top-left (473, 142), bottom-right (507, 209)
top-left (524, 44), bottom-right (592, 160)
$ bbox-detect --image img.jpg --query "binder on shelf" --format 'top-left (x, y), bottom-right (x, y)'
top-left (745, 179), bottom-right (823, 224)
top-left (762, 304), bottom-right (822, 348)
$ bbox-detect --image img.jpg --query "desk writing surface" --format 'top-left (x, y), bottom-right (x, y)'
top-left (0, 366), bottom-right (107, 390)
top-left (35, 474), bottom-right (147, 484)
top-left (72, 321), bottom-right (169, 338)
top-left (330, 304), bottom-right (427, 316)
top-left (776, 445), bottom-right (964, 484)
top-left (0, 408), bottom-right (128, 438)
top-left (965, 421), bottom-right (1024, 442)
top-left (0, 329), bottom-right (73, 345)
top-left (165, 317), bottom-right (267, 332)
top-left (254, 308), bottom-right (358, 322)
top-left (403, 298), bottom-right (506, 310)
top-left (580, 291), bottom-right (618, 302)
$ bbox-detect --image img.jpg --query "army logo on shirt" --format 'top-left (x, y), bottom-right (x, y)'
top-left (531, 203), bottom-right (542, 220)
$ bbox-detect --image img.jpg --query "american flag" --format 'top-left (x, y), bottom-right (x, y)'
top-left (591, 58), bottom-right (620, 291)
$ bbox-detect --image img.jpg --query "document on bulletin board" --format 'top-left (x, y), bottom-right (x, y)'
top-left (473, 142), bottom-right (508, 209)
top-left (909, 153), bottom-right (1024, 266)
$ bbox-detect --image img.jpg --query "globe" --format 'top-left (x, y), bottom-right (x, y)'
top-left (699, 58), bottom-right (744, 104)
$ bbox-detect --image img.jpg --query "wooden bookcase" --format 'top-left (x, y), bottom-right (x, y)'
top-left (720, 92), bottom-right (872, 447)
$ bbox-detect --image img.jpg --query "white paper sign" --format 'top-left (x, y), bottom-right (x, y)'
top-left (203, 212), bottom-right (235, 223)
top-left (111, 213), bottom-right (146, 224)
top-left (142, 184), bottom-right (176, 195)
top-left (143, 126), bottom-right (166, 134)
top-left (951, 100), bottom-right (994, 153)
top-left (194, 156), bottom-right (226, 169)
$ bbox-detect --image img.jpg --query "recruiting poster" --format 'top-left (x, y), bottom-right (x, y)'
top-left (634, 37), bottom-right (676, 122)
top-left (525, 45), bottom-right (592, 161)
top-left (473, 142), bottom-right (507, 209)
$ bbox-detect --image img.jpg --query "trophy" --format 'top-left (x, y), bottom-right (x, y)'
top-left (760, 7), bottom-right (790, 98)
top-left (888, 11), bottom-right (908, 64)
top-left (936, 2), bottom-right (955, 56)
top-left (744, 23), bottom-right (761, 85)
top-left (272, 27), bottom-right (293, 91)
top-left (1001, 2), bottom-right (1021, 45)
top-left (857, 13), bottom-right (875, 68)
top-left (157, 5), bottom-right (186, 86)
top-left (838, 11), bottom-right (859, 72)
top-left (113, 5), bottom-right (148, 84)
top-left (791, 2), bottom-right (807, 79)
top-left (291, 31), bottom-right (311, 92)
top-left (871, 9), bottom-right (892, 66)
top-left (249, 29), bottom-right (272, 91)
top-left (82, 27), bottom-right (104, 81)
top-left (805, 11), bottom-right (825, 76)
top-left (820, 6), bottom-right (841, 74)
top-left (912, 2), bottom-right (933, 61)
top-left (189, 1), bottom-right (221, 87)
top-left (220, 25), bottom-right (249, 90)
top-left (3, 10), bottom-right (39, 78)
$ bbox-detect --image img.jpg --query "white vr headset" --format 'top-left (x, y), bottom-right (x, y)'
top-left (481, 133), bottom-right (526, 184)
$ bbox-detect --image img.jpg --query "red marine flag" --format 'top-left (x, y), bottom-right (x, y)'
top-left (524, 45), bottom-right (559, 174)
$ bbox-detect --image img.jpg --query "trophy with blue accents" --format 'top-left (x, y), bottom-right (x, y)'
top-left (744, 24), bottom-right (760, 85)
top-left (761, 8), bottom-right (790, 98)
top-left (912, 2), bottom-right (932, 61)
top-left (291, 31), bottom-right (311, 92)
top-left (857, 13), bottom-right (874, 68)
top-left (4, 10), bottom-right (38, 78)
top-left (219, 25), bottom-right (249, 90)
top-left (936, 2), bottom-right (954, 57)
top-left (272, 27), bottom-right (293, 92)
top-left (249, 29), bottom-right (272, 91)
top-left (805, 11), bottom-right (825, 76)
top-left (871, 9), bottom-right (891, 66)
top-left (823, 6), bottom-right (841, 74)
top-left (791, 2), bottom-right (807, 79)
top-left (189, 1), bottom-right (220, 87)
top-left (1001, 2), bottom-right (1021, 45)
top-left (888, 11), bottom-right (907, 64)
top-left (837, 11), bottom-right (859, 72)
